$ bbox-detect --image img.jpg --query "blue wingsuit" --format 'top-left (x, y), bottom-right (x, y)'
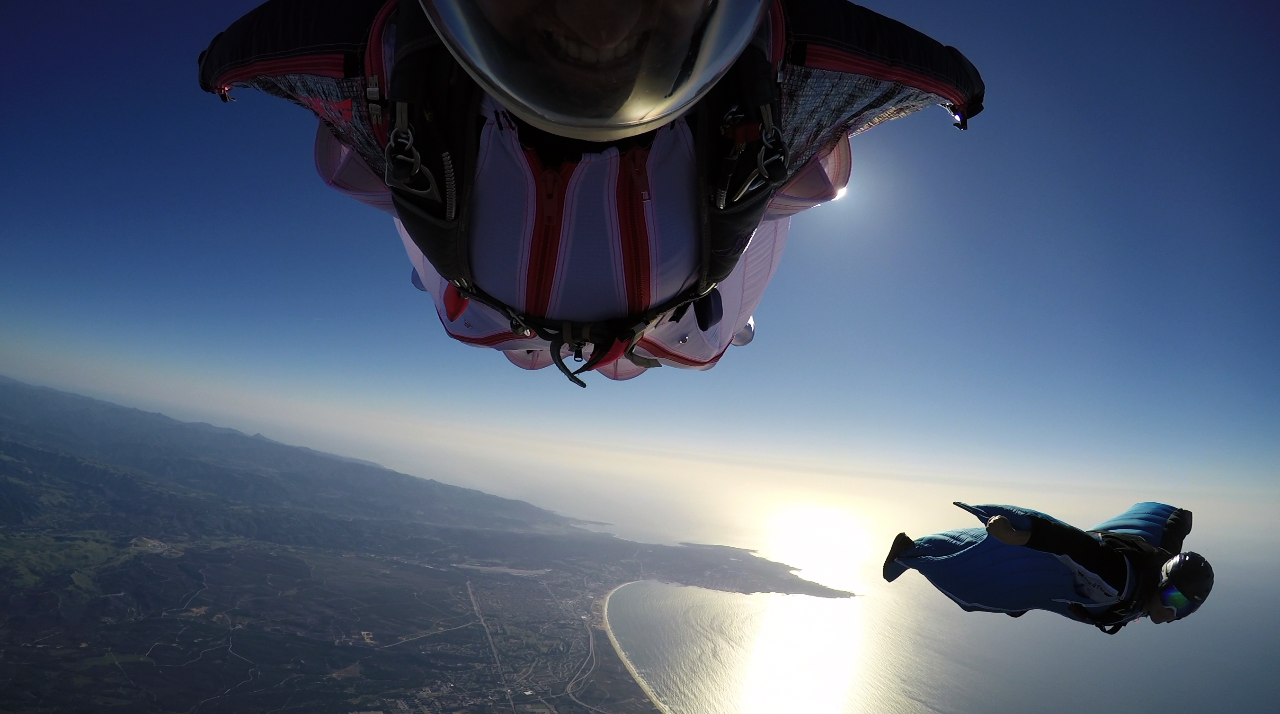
top-left (885, 502), bottom-right (1192, 634)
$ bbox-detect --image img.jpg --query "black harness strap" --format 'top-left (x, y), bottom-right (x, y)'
top-left (698, 44), bottom-right (788, 290)
top-left (386, 3), bottom-right (481, 287)
top-left (1068, 603), bottom-right (1132, 635)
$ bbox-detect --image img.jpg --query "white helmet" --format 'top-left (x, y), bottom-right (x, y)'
top-left (419, 0), bottom-right (769, 141)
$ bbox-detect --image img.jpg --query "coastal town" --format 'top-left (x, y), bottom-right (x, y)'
top-left (0, 380), bottom-right (843, 713)
top-left (328, 539), bottom-right (842, 713)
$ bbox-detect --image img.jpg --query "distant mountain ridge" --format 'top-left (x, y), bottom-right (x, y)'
top-left (0, 376), bottom-right (569, 532)
top-left (250, 432), bottom-right (387, 469)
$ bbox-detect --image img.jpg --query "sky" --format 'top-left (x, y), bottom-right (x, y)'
top-left (3, 4), bottom-right (1279, 708)
top-left (2, 0), bottom-right (1278, 546)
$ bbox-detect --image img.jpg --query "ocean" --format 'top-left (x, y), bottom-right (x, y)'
top-left (603, 508), bottom-right (1280, 713)
top-left (447, 444), bottom-right (1280, 712)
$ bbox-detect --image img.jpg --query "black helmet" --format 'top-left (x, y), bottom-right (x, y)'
top-left (419, 0), bottom-right (770, 140)
top-left (1158, 552), bottom-right (1213, 619)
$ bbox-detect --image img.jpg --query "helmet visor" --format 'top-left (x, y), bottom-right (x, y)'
top-left (420, 0), bottom-right (768, 140)
top-left (1159, 583), bottom-right (1200, 620)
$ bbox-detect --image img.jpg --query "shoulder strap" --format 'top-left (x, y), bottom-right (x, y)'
top-left (385, 2), bottom-right (482, 287)
top-left (697, 43), bottom-right (788, 290)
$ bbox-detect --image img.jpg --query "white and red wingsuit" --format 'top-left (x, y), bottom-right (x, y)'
top-left (201, 0), bottom-right (984, 382)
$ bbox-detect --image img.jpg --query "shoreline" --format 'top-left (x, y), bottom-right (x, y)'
top-left (602, 581), bottom-right (675, 714)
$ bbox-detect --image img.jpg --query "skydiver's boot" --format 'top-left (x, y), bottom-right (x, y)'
top-left (882, 532), bottom-right (915, 582)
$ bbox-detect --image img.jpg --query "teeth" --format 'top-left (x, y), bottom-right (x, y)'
top-left (551, 32), bottom-right (637, 66)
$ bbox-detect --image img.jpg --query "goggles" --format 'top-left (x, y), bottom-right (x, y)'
top-left (1159, 583), bottom-right (1200, 620)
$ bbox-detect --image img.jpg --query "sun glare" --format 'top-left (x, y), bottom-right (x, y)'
top-left (731, 504), bottom-right (881, 713)
top-left (762, 504), bottom-right (875, 594)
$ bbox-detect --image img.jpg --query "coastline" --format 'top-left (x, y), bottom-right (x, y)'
top-left (602, 581), bottom-right (676, 714)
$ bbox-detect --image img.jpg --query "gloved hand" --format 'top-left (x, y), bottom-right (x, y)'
top-left (986, 515), bottom-right (1030, 546)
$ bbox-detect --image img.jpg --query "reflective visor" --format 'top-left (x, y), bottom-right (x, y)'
top-left (421, 0), bottom-right (768, 140)
top-left (1160, 583), bottom-right (1200, 619)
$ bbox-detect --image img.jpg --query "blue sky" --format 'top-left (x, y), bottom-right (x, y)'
top-left (2, 0), bottom-right (1278, 518)
top-left (4, 6), bottom-right (1278, 706)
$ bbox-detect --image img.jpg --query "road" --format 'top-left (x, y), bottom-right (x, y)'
top-left (467, 581), bottom-right (516, 714)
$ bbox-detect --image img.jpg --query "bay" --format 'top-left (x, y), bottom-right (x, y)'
top-left (604, 534), bottom-right (1280, 713)
top-left (604, 581), bottom-right (868, 714)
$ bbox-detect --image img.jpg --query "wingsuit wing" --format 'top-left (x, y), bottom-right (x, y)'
top-left (198, 0), bottom-right (396, 179)
top-left (894, 502), bottom-right (1185, 622)
top-left (198, 0), bottom-right (986, 206)
top-left (953, 502), bottom-right (1066, 531)
top-left (1090, 502), bottom-right (1191, 552)
top-left (895, 504), bottom-right (1076, 617)
top-left (776, 0), bottom-right (985, 174)
top-left (197, 0), bottom-right (389, 94)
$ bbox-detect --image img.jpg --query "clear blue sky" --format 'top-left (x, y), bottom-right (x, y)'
top-left (2, 0), bottom-right (1278, 502)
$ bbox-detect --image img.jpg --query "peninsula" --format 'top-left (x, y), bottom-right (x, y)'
top-left (0, 377), bottom-right (845, 713)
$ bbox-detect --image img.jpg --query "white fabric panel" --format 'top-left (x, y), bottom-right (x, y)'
top-left (503, 349), bottom-right (554, 371)
top-left (396, 219), bottom-right (545, 352)
top-left (549, 152), bottom-right (627, 320)
top-left (636, 218), bottom-right (789, 368)
top-left (763, 135), bottom-right (851, 220)
top-left (314, 123), bottom-right (396, 214)
top-left (467, 97), bottom-right (699, 322)
top-left (596, 357), bottom-right (648, 381)
top-left (645, 117), bottom-right (701, 304)
top-left (470, 103), bottom-right (538, 313)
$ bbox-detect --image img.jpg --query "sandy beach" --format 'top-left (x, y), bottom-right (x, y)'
top-left (603, 581), bottom-right (676, 714)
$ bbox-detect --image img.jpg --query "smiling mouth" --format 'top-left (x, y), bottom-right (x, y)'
top-left (544, 30), bottom-right (648, 67)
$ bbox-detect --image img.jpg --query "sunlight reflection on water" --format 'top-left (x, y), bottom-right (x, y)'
top-left (605, 499), bottom-right (882, 714)
top-left (604, 583), bottom-right (863, 714)
top-left (603, 481), bottom-right (1280, 714)
top-left (738, 593), bottom-right (863, 713)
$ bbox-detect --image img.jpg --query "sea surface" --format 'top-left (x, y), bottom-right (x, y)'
top-left (604, 520), bottom-right (1280, 713)
top-left (393, 428), bottom-right (1279, 713)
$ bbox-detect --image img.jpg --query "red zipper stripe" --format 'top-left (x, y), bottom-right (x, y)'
top-left (616, 147), bottom-right (653, 314)
top-left (214, 54), bottom-right (347, 89)
top-left (364, 0), bottom-right (399, 147)
top-left (802, 44), bottom-right (966, 111)
top-left (364, 0), bottom-right (397, 80)
top-left (768, 0), bottom-right (787, 70)
top-left (637, 338), bottom-right (729, 368)
top-left (450, 335), bottom-right (529, 348)
top-left (438, 318), bottom-right (528, 348)
top-left (523, 150), bottom-right (577, 318)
